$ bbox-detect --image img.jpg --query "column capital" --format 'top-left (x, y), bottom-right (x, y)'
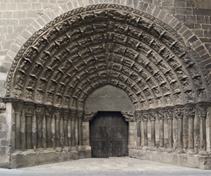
top-left (70, 109), bottom-right (77, 121)
top-left (174, 106), bottom-right (184, 119)
top-left (45, 106), bottom-right (53, 118)
top-left (62, 109), bottom-right (69, 121)
top-left (185, 104), bottom-right (196, 119)
top-left (54, 108), bottom-right (61, 120)
top-left (196, 102), bottom-right (210, 119)
top-left (35, 105), bottom-right (45, 117)
top-left (156, 108), bottom-right (166, 120)
top-left (121, 111), bottom-right (135, 122)
top-left (24, 102), bottom-right (34, 116)
top-left (148, 110), bottom-right (156, 121)
top-left (134, 111), bottom-right (142, 121)
top-left (166, 107), bottom-right (174, 120)
top-left (77, 110), bottom-right (84, 120)
top-left (83, 111), bottom-right (97, 122)
top-left (142, 111), bottom-right (148, 122)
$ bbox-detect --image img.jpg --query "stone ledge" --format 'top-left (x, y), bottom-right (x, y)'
top-left (129, 149), bottom-right (211, 170)
top-left (11, 148), bottom-right (91, 168)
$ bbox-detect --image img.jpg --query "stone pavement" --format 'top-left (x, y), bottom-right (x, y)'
top-left (1, 157), bottom-right (211, 176)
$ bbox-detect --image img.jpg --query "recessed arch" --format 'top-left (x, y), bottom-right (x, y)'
top-left (6, 4), bottom-right (210, 111)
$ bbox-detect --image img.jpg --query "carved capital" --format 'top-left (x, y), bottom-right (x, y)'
top-left (84, 111), bottom-right (97, 122)
top-left (62, 109), bottom-right (69, 121)
top-left (185, 104), bottom-right (195, 119)
top-left (77, 110), bottom-right (84, 120)
top-left (148, 111), bottom-right (156, 121)
top-left (35, 105), bottom-right (45, 117)
top-left (174, 106), bottom-right (184, 119)
top-left (121, 111), bottom-right (135, 122)
top-left (54, 108), bottom-right (61, 120)
top-left (24, 103), bottom-right (34, 116)
top-left (45, 106), bottom-right (53, 118)
top-left (135, 111), bottom-right (142, 121)
top-left (197, 106), bottom-right (207, 119)
top-left (70, 109), bottom-right (77, 121)
top-left (166, 107), bottom-right (174, 120)
top-left (142, 111), bottom-right (148, 122)
top-left (157, 109), bottom-right (165, 120)
top-left (197, 102), bottom-right (210, 119)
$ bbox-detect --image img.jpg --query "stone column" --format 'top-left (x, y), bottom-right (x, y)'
top-left (60, 110), bottom-right (64, 148)
top-left (175, 106), bottom-right (184, 152)
top-left (149, 111), bottom-right (156, 149)
top-left (194, 107), bottom-right (200, 153)
top-left (197, 104), bottom-right (207, 154)
top-left (36, 106), bottom-right (45, 149)
top-left (13, 102), bottom-right (23, 150)
top-left (51, 109), bottom-right (56, 149)
top-left (135, 111), bottom-right (142, 147)
top-left (77, 110), bottom-right (84, 147)
top-left (32, 108), bottom-right (37, 150)
top-left (166, 108), bottom-right (173, 149)
top-left (45, 106), bottom-right (52, 148)
top-left (71, 109), bottom-right (77, 149)
top-left (157, 109), bottom-right (164, 148)
top-left (164, 111), bottom-right (168, 148)
top-left (185, 104), bottom-right (195, 153)
top-left (63, 110), bottom-right (69, 147)
top-left (25, 103), bottom-right (34, 149)
top-left (142, 112), bottom-right (148, 149)
top-left (54, 109), bottom-right (60, 149)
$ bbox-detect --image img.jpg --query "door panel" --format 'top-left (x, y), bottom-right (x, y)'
top-left (90, 112), bottom-right (128, 158)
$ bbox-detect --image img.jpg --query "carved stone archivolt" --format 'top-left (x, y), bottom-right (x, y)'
top-left (5, 4), bottom-right (209, 111)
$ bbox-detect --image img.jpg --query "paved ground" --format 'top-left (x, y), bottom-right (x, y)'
top-left (1, 157), bottom-right (211, 176)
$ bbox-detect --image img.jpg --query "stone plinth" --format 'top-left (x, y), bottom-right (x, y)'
top-left (129, 149), bottom-right (211, 170)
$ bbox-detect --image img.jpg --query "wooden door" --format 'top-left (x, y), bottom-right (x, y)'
top-left (90, 112), bottom-right (128, 158)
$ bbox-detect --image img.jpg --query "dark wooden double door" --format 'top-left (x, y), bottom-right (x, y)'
top-left (90, 112), bottom-right (128, 158)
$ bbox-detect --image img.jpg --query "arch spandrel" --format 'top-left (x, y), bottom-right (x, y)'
top-left (6, 4), bottom-right (210, 111)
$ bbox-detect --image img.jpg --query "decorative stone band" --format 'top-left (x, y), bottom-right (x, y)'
top-left (83, 111), bottom-right (97, 122)
top-left (121, 111), bottom-right (135, 122)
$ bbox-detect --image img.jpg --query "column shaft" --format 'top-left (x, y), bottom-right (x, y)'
top-left (151, 120), bottom-right (155, 147)
top-left (144, 121), bottom-right (148, 146)
top-left (15, 112), bottom-right (21, 149)
top-left (37, 115), bottom-right (42, 148)
top-left (177, 118), bottom-right (183, 149)
top-left (159, 119), bottom-right (164, 147)
top-left (20, 108), bottom-right (26, 150)
top-left (26, 115), bottom-right (32, 149)
top-left (168, 118), bottom-right (173, 148)
top-left (188, 117), bottom-right (194, 149)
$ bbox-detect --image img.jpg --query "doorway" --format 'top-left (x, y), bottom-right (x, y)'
top-left (90, 112), bottom-right (128, 158)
